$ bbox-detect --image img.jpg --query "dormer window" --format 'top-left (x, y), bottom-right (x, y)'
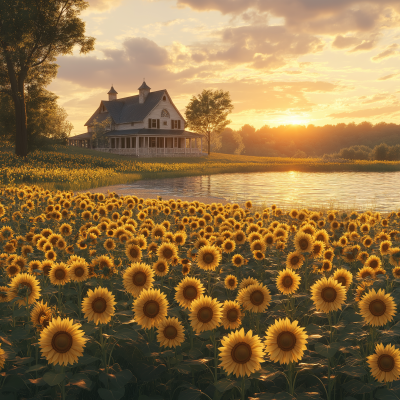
top-left (161, 109), bottom-right (170, 118)
top-left (163, 96), bottom-right (166, 101)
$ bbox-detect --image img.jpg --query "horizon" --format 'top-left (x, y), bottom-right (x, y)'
top-left (48, 0), bottom-right (400, 136)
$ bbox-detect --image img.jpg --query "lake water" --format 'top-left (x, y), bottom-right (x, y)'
top-left (128, 171), bottom-right (400, 213)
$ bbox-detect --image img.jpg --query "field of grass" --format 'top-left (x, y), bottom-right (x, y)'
top-left (0, 185), bottom-right (400, 399)
top-left (2, 145), bottom-right (400, 192)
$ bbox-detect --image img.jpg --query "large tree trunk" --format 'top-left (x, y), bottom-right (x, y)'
top-left (208, 132), bottom-right (211, 155)
top-left (14, 89), bottom-right (29, 157)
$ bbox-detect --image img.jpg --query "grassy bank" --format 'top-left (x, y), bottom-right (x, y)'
top-left (2, 145), bottom-right (400, 192)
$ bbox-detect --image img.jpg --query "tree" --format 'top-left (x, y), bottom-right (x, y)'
top-left (0, 0), bottom-right (95, 156)
top-left (92, 117), bottom-right (111, 149)
top-left (185, 89), bottom-right (233, 155)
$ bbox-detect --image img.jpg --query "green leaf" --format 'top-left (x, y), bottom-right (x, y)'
top-left (214, 378), bottom-right (241, 393)
top-left (178, 389), bottom-right (204, 400)
top-left (342, 379), bottom-right (384, 395)
top-left (250, 392), bottom-right (295, 400)
top-left (112, 328), bottom-right (138, 341)
top-left (43, 372), bottom-right (66, 386)
top-left (375, 387), bottom-right (400, 400)
top-left (26, 364), bottom-right (47, 373)
top-left (69, 373), bottom-right (92, 390)
top-left (314, 342), bottom-right (341, 358)
top-left (338, 365), bottom-right (367, 378)
top-left (98, 387), bottom-right (125, 400)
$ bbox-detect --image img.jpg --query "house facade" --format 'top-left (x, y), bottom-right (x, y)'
top-left (68, 82), bottom-right (206, 157)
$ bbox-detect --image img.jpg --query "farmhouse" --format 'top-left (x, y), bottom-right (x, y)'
top-left (68, 81), bottom-right (205, 157)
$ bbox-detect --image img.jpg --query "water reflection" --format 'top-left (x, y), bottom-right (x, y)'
top-left (128, 171), bottom-right (400, 212)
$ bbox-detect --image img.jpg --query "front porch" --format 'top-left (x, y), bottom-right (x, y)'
top-left (95, 135), bottom-right (207, 157)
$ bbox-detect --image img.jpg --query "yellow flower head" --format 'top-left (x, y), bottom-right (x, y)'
top-left (156, 317), bottom-right (185, 348)
top-left (82, 286), bottom-right (116, 325)
top-left (310, 277), bottom-right (346, 314)
top-left (276, 269), bottom-right (301, 295)
top-left (237, 283), bottom-right (271, 313)
top-left (367, 343), bottom-right (400, 383)
top-left (189, 295), bottom-right (222, 333)
top-left (133, 288), bottom-right (168, 329)
top-left (123, 263), bottom-right (154, 297)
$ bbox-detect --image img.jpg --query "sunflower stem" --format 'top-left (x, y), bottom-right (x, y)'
top-left (60, 365), bottom-right (66, 400)
top-left (77, 282), bottom-right (82, 319)
top-left (212, 331), bottom-right (218, 383)
top-left (240, 375), bottom-right (246, 400)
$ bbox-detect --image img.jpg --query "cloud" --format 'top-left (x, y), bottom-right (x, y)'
top-left (349, 39), bottom-right (376, 52)
top-left (372, 43), bottom-right (399, 62)
top-left (329, 104), bottom-right (400, 118)
top-left (378, 72), bottom-right (400, 80)
top-left (87, 0), bottom-right (124, 12)
top-left (332, 35), bottom-right (362, 49)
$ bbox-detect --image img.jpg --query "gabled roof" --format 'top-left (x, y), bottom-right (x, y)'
top-left (85, 89), bottom-right (185, 127)
top-left (138, 81), bottom-right (151, 90)
top-left (107, 86), bottom-right (118, 94)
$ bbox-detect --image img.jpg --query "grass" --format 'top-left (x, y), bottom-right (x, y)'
top-left (2, 144), bottom-right (400, 192)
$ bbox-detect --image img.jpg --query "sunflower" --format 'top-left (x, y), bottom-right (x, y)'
top-left (225, 275), bottom-right (238, 290)
top-left (365, 255), bottom-right (382, 270)
top-left (218, 328), bottom-right (265, 378)
top-left (82, 287), bottom-right (116, 325)
top-left (359, 289), bottom-right (397, 327)
top-left (263, 233), bottom-right (275, 247)
top-left (389, 247), bottom-right (400, 267)
top-left (310, 277), bottom-right (346, 314)
top-left (265, 318), bottom-right (308, 365)
top-left (380, 240), bottom-right (392, 256)
top-left (133, 288), bottom-right (168, 329)
top-left (189, 295), bottom-right (222, 333)
top-left (31, 300), bottom-right (53, 328)
top-left (156, 317), bottom-right (185, 348)
top-left (39, 317), bottom-right (86, 366)
top-left (285, 251), bottom-right (304, 270)
top-left (157, 243), bottom-right (178, 263)
top-left (367, 343), bottom-right (400, 383)
top-left (151, 224), bottom-right (166, 240)
top-left (276, 269), bottom-right (301, 295)
top-left (152, 259), bottom-right (169, 277)
top-left (294, 232), bottom-right (314, 253)
top-left (232, 254), bottom-right (245, 268)
top-left (6, 264), bottom-right (20, 278)
top-left (222, 239), bottom-right (236, 254)
top-left (221, 300), bottom-right (242, 330)
top-left (333, 268), bottom-right (353, 290)
top-left (49, 263), bottom-right (70, 286)
top-left (197, 245), bottom-right (221, 271)
top-left (238, 277), bottom-right (259, 291)
top-left (7, 273), bottom-right (41, 306)
top-left (355, 281), bottom-right (374, 302)
top-left (314, 229), bottom-right (330, 245)
top-left (125, 243), bottom-right (142, 262)
top-left (392, 267), bottom-right (400, 279)
top-left (311, 241), bottom-right (325, 258)
top-left (69, 261), bottom-right (89, 282)
top-left (323, 249), bottom-right (334, 261)
top-left (320, 259), bottom-right (332, 273)
top-left (363, 236), bottom-right (373, 247)
top-left (232, 230), bottom-right (246, 245)
top-left (357, 266), bottom-right (375, 280)
top-left (0, 286), bottom-right (9, 303)
top-left (237, 283), bottom-right (271, 313)
top-left (174, 276), bottom-right (205, 309)
top-left (123, 263), bottom-right (154, 297)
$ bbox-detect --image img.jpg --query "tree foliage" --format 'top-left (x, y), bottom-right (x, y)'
top-left (92, 117), bottom-right (111, 149)
top-left (185, 89), bottom-right (234, 155)
top-left (0, 0), bottom-right (95, 156)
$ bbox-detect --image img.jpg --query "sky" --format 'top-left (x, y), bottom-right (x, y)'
top-left (49, 0), bottom-right (400, 136)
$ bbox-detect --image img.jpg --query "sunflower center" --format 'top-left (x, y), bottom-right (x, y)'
top-left (277, 331), bottom-right (297, 351)
top-left (51, 331), bottom-right (73, 353)
top-left (133, 271), bottom-right (147, 286)
top-left (129, 248), bottom-right (138, 258)
top-left (227, 309), bottom-right (239, 322)
top-left (163, 325), bottom-right (178, 339)
top-left (75, 267), bottom-right (84, 277)
top-left (92, 297), bottom-right (107, 313)
top-left (336, 277), bottom-right (347, 286)
top-left (237, 234), bottom-right (244, 242)
top-left (369, 299), bottom-right (386, 316)
top-left (228, 279), bottom-right (235, 287)
top-left (183, 285), bottom-right (197, 300)
top-left (377, 354), bottom-right (395, 372)
top-left (321, 287), bottom-right (337, 303)
top-left (55, 269), bottom-right (66, 280)
top-left (9, 266), bottom-right (17, 274)
top-left (250, 290), bottom-right (264, 305)
top-left (20, 282), bottom-right (32, 294)
top-left (253, 243), bottom-right (261, 251)
top-left (143, 300), bottom-right (160, 318)
top-left (163, 248), bottom-right (173, 259)
top-left (370, 260), bottom-right (378, 269)
top-left (231, 342), bottom-right (252, 364)
top-left (197, 306), bottom-right (213, 323)
top-left (157, 263), bottom-right (166, 272)
top-left (299, 239), bottom-right (308, 250)
top-left (282, 276), bottom-right (293, 288)
top-left (382, 244), bottom-right (389, 251)
top-left (203, 253), bottom-right (214, 264)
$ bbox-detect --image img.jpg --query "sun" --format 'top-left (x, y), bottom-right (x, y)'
top-left (284, 115), bottom-right (310, 126)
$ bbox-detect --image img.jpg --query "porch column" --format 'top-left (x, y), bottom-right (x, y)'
top-left (135, 136), bottom-right (138, 156)
top-left (163, 137), bottom-right (165, 155)
top-left (172, 136), bottom-right (174, 153)
top-left (184, 138), bottom-right (186, 155)
top-left (147, 137), bottom-right (149, 155)
top-left (189, 138), bottom-right (192, 153)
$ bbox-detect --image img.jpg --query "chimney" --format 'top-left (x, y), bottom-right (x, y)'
top-left (107, 85), bottom-right (118, 101)
top-left (138, 81), bottom-right (151, 104)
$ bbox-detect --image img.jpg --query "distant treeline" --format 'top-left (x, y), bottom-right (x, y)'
top-left (216, 121), bottom-right (400, 158)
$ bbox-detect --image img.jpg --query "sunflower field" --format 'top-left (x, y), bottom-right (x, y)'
top-left (0, 185), bottom-right (400, 400)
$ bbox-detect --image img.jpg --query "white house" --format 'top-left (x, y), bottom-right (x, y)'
top-left (68, 81), bottom-right (206, 157)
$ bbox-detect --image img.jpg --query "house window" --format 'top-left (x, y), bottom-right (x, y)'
top-left (163, 121), bottom-right (167, 126)
top-left (161, 109), bottom-right (170, 118)
top-left (171, 120), bottom-right (181, 129)
top-left (149, 118), bottom-right (160, 129)
top-left (163, 96), bottom-right (166, 101)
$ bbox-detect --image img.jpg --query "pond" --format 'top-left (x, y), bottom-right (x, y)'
top-left (128, 171), bottom-right (400, 213)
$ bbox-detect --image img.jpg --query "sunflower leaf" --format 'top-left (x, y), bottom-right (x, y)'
top-left (314, 342), bottom-right (341, 358)
top-left (43, 372), bottom-right (66, 386)
top-left (98, 387), bottom-right (125, 400)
